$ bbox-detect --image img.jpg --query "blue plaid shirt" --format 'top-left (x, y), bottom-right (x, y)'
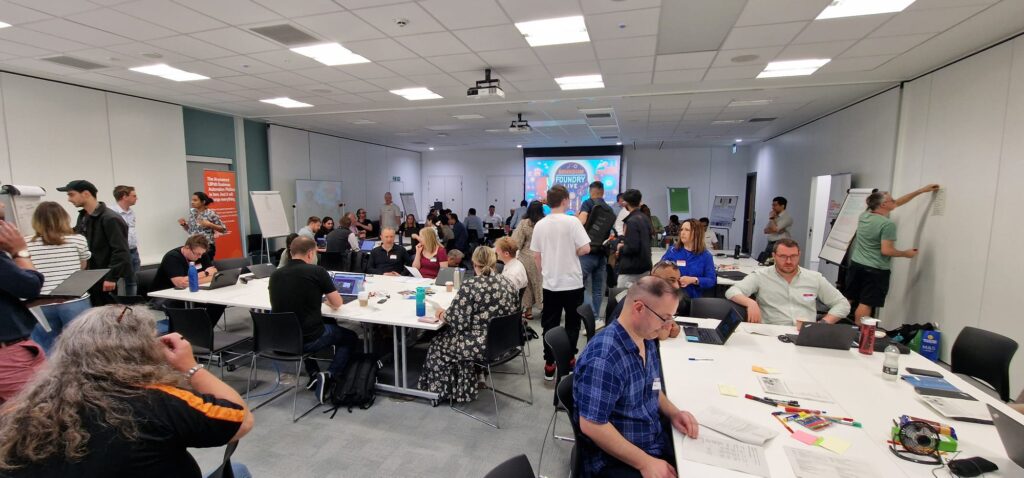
top-left (574, 320), bottom-right (664, 476)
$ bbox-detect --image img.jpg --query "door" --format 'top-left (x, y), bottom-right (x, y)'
top-left (486, 175), bottom-right (505, 212)
top-left (444, 176), bottom-right (463, 217)
top-left (504, 175), bottom-right (522, 219)
top-left (807, 175), bottom-right (832, 269)
top-left (742, 172), bottom-right (757, 253)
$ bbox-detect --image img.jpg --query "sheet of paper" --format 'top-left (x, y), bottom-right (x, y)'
top-left (931, 188), bottom-right (946, 216)
top-left (920, 395), bottom-right (992, 421)
top-left (681, 429), bottom-right (770, 478)
top-left (758, 376), bottom-right (834, 403)
top-left (404, 266), bottom-right (423, 278)
top-left (818, 436), bottom-right (851, 455)
top-left (718, 384), bottom-right (739, 397)
top-left (784, 446), bottom-right (875, 478)
top-left (791, 430), bottom-right (820, 445)
top-left (697, 407), bottom-right (779, 446)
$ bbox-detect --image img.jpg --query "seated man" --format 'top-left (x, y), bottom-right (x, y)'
top-left (725, 239), bottom-right (850, 325)
top-left (699, 217), bottom-right (718, 250)
top-left (151, 234), bottom-right (226, 327)
top-left (297, 216), bottom-right (320, 239)
top-left (367, 228), bottom-right (410, 276)
top-left (446, 248), bottom-right (465, 269)
top-left (575, 276), bottom-right (699, 478)
top-left (448, 213), bottom-right (469, 254)
top-left (606, 261), bottom-right (686, 340)
top-left (326, 215), bottom-right (359, 254)
top-left (483, 205), bottom-right (503, 229)
top-left (269, 236), bottom-right (359, 403)
top-left (463, 208), bottom-right (485, 240)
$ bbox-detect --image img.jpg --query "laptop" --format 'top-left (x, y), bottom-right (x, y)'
top-left (681, 308), bottom-right (743, 345)
top-left (434, 267), bottom-right (457, 286)
top-left (359, 240), bottom-right (378, 252)
top-left (330, 272), bottom-right (366, 300)
top-left (787, 322), bottom-right (859, 350)
top-left (248, 263), bottom-right (276, 279)
top-left (989, 404), bottom-right (1024, 468)
top-left (198, 268), bottom-right (243, 290)
top-left (45, 269), bottom-right (109, 298)
top-left (315, 237), bottom-right (327, 248)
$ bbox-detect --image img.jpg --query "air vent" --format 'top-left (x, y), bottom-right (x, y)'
top-left (249, 24), bottom-right (320, 46)
top-left (585, 113), bottom-right (612, 119)
top-left (41, 56), bottom-right (107, 70)
top-left (748, 117), bottom-right (777, 123)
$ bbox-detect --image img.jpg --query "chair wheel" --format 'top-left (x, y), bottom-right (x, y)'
top-left (431, 399), bottom-right (439, 407)
top-left (226, 365), bottom-right (237, 372)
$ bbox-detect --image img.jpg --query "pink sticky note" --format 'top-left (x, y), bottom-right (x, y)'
top-left (791, 430), bottom-right (820, 446)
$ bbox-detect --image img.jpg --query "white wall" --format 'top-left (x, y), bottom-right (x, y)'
top-left (422, 149), bottom-right (523, 218)
top-left (887, 36), bottom-right (1024, 395)
top-left (0, 73), bottom-right (187, 265)
top-left (268, 125), bottom-right (421, 231)
top-left (749, 88), bottom-right (901, 257)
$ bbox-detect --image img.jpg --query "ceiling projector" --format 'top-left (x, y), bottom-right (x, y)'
top-left (467, 68), bottom-right (505, 98)
top-left (509, 113), bottom-right (531, 133)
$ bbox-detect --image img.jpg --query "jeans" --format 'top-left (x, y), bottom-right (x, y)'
top-left (302, 323), bottom-right (360, 376)
top-left (30, 297), bottom-right (92, 356)
top-left (579, 253), bottom-right (607, 318)
top-left (124, 248), bottom-right (141, 296)
top-left (204, 463), bottom-right (251, 478)
top-left (541, 288), bottom-right (584, 363)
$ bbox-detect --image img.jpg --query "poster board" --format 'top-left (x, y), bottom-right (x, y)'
top-left (250, 191), bottom-right (290, 239)
top-left (400, 192), bottom-right (418, 222)
top-left (0, 184), bottom-right (45, 236)
top-left (819, 188), bottom-right (874, 265)
top-left (710, 195), bottom-right (739, 227)
top-left (666, 187), bottom-right (691, 216)
top-left (295, 180), bottom-right (343, 227)
top-left (204, 171), bottom-right (244, 259)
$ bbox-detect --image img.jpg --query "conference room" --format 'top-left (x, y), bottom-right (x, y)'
top-left (0, 0), bottom-right (1023, 477)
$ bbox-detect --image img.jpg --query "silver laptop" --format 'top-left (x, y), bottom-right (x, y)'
top-left (434, 267), bottom-right (457, 286)
top-left (46, 269), bottom-right (109, 297)
top-left (198, 268), bottom-right (242, 290)
top-left (248, 263), bottom-right (276, 279)
top-left (989, 404), bottom-right (1024, 468)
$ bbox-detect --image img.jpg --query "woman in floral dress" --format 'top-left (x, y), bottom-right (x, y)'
top-left (177, 191), bottom-right (226, 260)
top-left (511, 201), bottom-right (545, 319)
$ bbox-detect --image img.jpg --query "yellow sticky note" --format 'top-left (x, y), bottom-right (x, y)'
top-left (818, 436), bottom-right (851, 455)
top-left (752, 365), bottom-right (780, 374)
top-left (718, 384), bottom-right (738, 397)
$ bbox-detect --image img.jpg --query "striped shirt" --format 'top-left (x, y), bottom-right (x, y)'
top-left (25, 234), bottom-right (90, 294)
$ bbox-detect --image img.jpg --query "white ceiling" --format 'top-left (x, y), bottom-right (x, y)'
top-left (0, 0), bottom-right (1021, 151)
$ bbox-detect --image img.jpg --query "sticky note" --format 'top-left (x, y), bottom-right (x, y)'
top-left (791, 431), bottom-right (821, 446)
top-left (819, 436), bottom-right (852, 455)
top-left (718, 384), bottom-right (738, 397)
top-left (752, 365), bottom-right (780, 374)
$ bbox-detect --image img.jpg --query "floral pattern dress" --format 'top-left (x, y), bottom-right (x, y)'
top-left (184, 207), bottom-right (224, 243)
top-left (418, 274), bottom-right (520, 403)
top-left (512, 219), bottom-right (543, 310)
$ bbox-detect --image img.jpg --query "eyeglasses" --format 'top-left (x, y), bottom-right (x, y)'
top-left (636, 300), bottom-right (673, 323)
top-left (775, 254), bottom-right (800, 262)
top-left (117, 305), bottom-right (133, 323)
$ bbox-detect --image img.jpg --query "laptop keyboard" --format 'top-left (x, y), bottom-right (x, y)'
top-left (698, 328), bottom-right (722, 345)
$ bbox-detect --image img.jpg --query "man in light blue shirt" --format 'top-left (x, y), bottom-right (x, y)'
top-left (510, 200), bottom-right (528, 230)
top-left (111, 185), bottom-right (139, 296)
top-left (463, 208), bottom-right (485, 239)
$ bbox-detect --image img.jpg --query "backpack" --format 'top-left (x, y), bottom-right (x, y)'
top-left (584, 202), bottom-right (616, 254)
top-left (324, 353), bottom-right (381, 417)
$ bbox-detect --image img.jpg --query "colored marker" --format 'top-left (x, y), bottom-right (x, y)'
top-left (784, 406), bottom-right (827, 415)
top-left (688, 358), bottom-right (714, 361)
top-left (744, 394), bottom-right (776, 406)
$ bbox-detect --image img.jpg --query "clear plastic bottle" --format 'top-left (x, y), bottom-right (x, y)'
top-left (882, 343), bottom-right (900, 380)
top-left (187, 262), bottom-right (199, 292)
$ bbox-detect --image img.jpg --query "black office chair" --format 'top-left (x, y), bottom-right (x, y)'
top-left (246, 311), bottom-right (320, 422)
top-left (213, 256), bottom-right (252, 273)
top-left (484, 454), bottom-right (534, 478)
top-left (348, 250), bottom-right (363, 273)
top-left (543, 327), bottom-right (575, 443)
top-left (951, 326), bottom-right (1018, 402)
top-left (451, 312), bottom-right (533, 429)
top-left (115, 268), bottom-right (159, 305)
top-left (577, 304), bottom-right (596, 340)
top-left (320, 251), bottom-right (349, 271)
top-left (690, 297), bottom-right (746, 321)
top-left (556, 373), bottom-right (587, 478)
top-left (606, 287), bottom-right (628, 323)
top-left (166, 308), bottom-right (251, 378)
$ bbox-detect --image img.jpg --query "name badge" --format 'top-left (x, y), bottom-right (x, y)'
top-left (652, 379), bottom-right (662, 391)
top-left (676, 260), bottom-right (686, 268)
top-left (802, 293), bottom-right (816, 301)
top-left (429, 257), bottom-right (436, 263)
top-left (389, 255), bottom-right (397, 260)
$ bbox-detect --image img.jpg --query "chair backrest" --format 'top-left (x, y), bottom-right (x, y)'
top-left (606, 287), bottom-right (627, 322)
top-left (951, 326), bottom-right (1019, 402)
top-left (249, 311), bottom-right (305, 356)
top-left (213, 256), bottom-right (252, 273)
top-left (544, 326), bottom-right (574, 406)
top-left (484, 312), bottom-right (526, 362)
top-left (483, 454), bottom-right (534, 478)
top-left (690, 297), bottom-right (746, 322)
top-left (166, 308), bottom-right (215, 351)
top-left (576, 304), bottom-right (596, 342)
top-left (136, 268), bottom-right (158, 298)
top-left (320, 252), bottom-right (349, 272)
top-left (349, 250), bottom-right (363, 273)
top-left (556, 373), bottom-right (586, 478)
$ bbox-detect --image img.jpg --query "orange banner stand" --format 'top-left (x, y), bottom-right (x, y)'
top-left (204, 170), bottom-right (244, 260)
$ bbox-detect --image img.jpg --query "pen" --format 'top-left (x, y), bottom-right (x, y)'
top-left (688, 358), bottom-right (714, 361)
top-left (825, 417), bottom-right (863, 428)
top-left (744, 394), bottom-right (776, 406)
top-left (772, 413), bottom-right (794, 433)
top-left (784, 406), bottom-right (827, 415)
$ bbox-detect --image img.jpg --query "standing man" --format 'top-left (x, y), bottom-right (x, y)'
top-left (380, 192), bottom-right (402, 234)
top-left (616, 189), bottom-right (652, 288)
top-left (510, 200), bottom-right (528, 230)
top-left (59, 180), bottom-right (131, 305)
top-left (531, 185), bottom-right (591, 380)
top-left (612, 192), bottom-right (629, 236)
top-left (367, 228), bottom-right (410, 276)
top-left (577, 181), bottom-right (615, 317)
top-left (111, 185), bottom-right (140, 296)
top-left (0, 201), bottom-right (46, 404)
top-left (846, 185), bottom-right (939, 324)
top-left (297, 216), bottom-right (320, 239)
top-left (762, 196), bottom-right (792, 256)
top-left (483, 205), bottom-right (503, 229)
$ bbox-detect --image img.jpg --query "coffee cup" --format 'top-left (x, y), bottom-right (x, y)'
top-left (358, 291), bottom-right (369, 307)
top-left (445, 281), bottom-right (454, 292)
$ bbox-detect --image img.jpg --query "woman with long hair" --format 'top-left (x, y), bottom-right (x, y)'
top-left (418, 246), bottom-right (519, 402)
top-left (660, 218), bottom-right (717, 298)
top-left (315, 216), bottom-right (334, 240)
top-left (177, 192), bottom-right (226, 260)
top-left (511, 200), bottom-right (545, 319)
top-left (412, 226), bottom-right (448, 279)
top-left (0, 305), bottom-right (254, 477)
top-left (398, 213), bottom-right (421, 248)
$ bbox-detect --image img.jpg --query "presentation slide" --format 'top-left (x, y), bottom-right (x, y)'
top-left (524, 156), bottom-right (621, 215)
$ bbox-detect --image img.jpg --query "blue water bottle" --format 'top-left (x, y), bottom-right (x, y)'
top-left (188, 262), bottom-right (199, 292)
top-left (415, 287), bottom-right (426, 317)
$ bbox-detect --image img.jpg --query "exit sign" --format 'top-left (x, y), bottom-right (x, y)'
top-left (392, 176), bottom-right (401, 182)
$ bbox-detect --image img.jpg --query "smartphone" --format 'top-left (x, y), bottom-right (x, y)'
top-left (905, 367), bottom-right (943, 378)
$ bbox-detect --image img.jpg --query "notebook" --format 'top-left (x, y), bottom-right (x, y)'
top-left (901, 375), bottom-right (963, 392)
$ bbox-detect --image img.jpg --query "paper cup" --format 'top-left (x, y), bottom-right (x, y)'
top-left (445, 281), bottom-right (454, 292)
top-left (358, 291), bottom-right (369, 307)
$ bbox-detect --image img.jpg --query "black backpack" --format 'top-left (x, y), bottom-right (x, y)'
top-left (584, 202), bottom-right (616, 254)
top-left (324, 353), bottom-right (381, 417)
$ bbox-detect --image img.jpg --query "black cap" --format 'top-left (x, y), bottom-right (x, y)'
top-left (57, 180), bottom-right (98, 196)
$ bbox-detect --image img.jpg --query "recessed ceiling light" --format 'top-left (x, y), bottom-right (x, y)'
top-left (555, 74), bottom-right (604, 90)
top-left (130, 64), bottom-right (208, 82)
top-left (141, 52), bottom-right (163, 59)
top-left (260, 97), bottom-right (313, 108)
top-left (290, 43), bottom-right (370, 66)
top-left (0, 21), bottom-right (11, 29)
top-left (757, 59), bottom-right (830, 78)
top-left (727, 99), bottom-right (772, 107)
top-left (390, 87), bottom-right (443, 100)
top-left (816, 0), bottom-right (916, 19)
top-left (453, 114), bottom-right (485, 120)
top-left (712, 119), bottom-right (746, 124)
top-left (516, 144), bottom-right (523, 148)
top-left (515, 16), bottom-right (590, 47)
top-left (428, 147), bottom-right (435, 151)
top-left (735, 138), bottom-right (743, 142)
top-left (616, 141), bottom-right (623, 145)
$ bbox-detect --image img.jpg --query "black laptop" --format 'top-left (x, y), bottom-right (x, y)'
top-left (989, 404), bottom-right (1024, 469)
top-left (248, 263), bottom-right (276, 279)
top-left (788, 322), bottom-right (859, 350)
top-left (434, 267), bottom-right (457, 286)
top-left (44, 269), bottom-right (109, 298)
top-left (198, 268), bottom-right (243, 290)
top-left (681, 308), bottom-right (743, 345)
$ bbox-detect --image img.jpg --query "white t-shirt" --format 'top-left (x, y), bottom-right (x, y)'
top-left (25, 234), bottom-right (91, 295)
top-left (380, 204), bottom-right (401, 231)
top-left (613, 207), bottom-right (629, 236)
top-left (530, 213), bottom-right (590, 291)
top-left (501, 257), bottom-right (528, 290)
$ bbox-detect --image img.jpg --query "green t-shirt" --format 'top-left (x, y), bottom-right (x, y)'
top-left (851, 211), bottom-right (897, 270)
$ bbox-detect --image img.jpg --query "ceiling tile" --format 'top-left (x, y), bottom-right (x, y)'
top-left (507, 78), bottom-right (557, 92)
top-left (191, 28), bottom-right (280, 55)
top-left (703, 65), bottom-right (763, 80)
top-left (248, 49), bottom-right (323, 69)
top-left (67, 8), bottom-right (177, 41)
top-left (335, 0), bottom-right (407, 8)
top-left (655, 51), bottom-right (715, 70)
top-left (220, 75), bottom-right (283, 89)
top-left (478, 48), bottom-right (541, 68)
top-left (8, 0), bottom-right (96, 16)
top-left (586, 8), bottom-right (660, 40)
top-left (293, 67), bottom-right (357, 83)
top-left (546, 61), bottom-right (600, 77)
top-left (776, 40), bottom-right (856, 61)
top-left (842, 33), bottom-right (933, 57)
top-left (599, 56), bottom-right (654, 74)
top-left (712, 46), bottom-right (782, 67)
top-left (427, 53), bottom-right (488, 72)
top-left (653, 69), bottom-right (705, 84)
top-left (793, 14), bottom-right (894, 44)
top-left (205, 55), bottom-right (280, 74)
top-left (0, 28), bottom-right (90, 52)
top-left (337, 62), bottom-right (400, 79)
top-left (405, 73), bottom-right (464, 87)
top-left (352, 3), bottom-right (446, 37)
top-left (498, 65), bottom-right (549, 80)
top-left (721, 22), bottom-right (807, 50)
top-left (419, 0), bottom-right (509, 30)
top-left (293, 12), bottom-right (385, 43)
top-left (173, 0), bottom-right (282, 25)
top-left (396, 32), bottom-right (471, 57)
top-left (115, 0), bottom-right (227, 33)
top-left (257, 70), bottom-right (321, 86)
top-left (0, 38), bottom-right (53, 57)
top-left (0, 0), bottom-right (52, 25)
top-left (580, 0), bottom-right (661, 14)
top-left (907, 0), bottom-right (997, 10)
top-left (147, 35), bottom-right (236, 59)
top-left (68, 72), bottom-right (138, 87)
top-left (603, 72), bottom-right (653, 87)
top-left (452, 25), bottom-right (529, 52)
top-left (330, 79), bottom-right (380, 93)
top-left (496, 0), bottom-right (581, 22)
top-left (535, 43), bottom-right (597, 64)
top-left (105, 42), bottom-right (196, 64)
top-left (24, 18), bottom-right (130, 47)
top-left (594, 36), bottom-right (656, 60)
top-left (252, 0), bottom-right (343, 17)
top-left (378, 58), bottom-right (443, 76)
top-left (735, 0), bottom-right (829, 26)
top-left (174, 60), bottom-right (248, 78)
top-left (871, 5), bottom-right (986, 37)
top-left (345, 38), bottom-right (418, 61)
top-left (817, 54), bottom-right (895, 73)
top-left (361, 91), bottom-right (403, 102)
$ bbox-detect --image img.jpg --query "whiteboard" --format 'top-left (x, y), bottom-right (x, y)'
top-left (818, 188), bottom-right (874, 265)
top-left (709, 195), bottom-right (739, 227)
top-left (250, 191), bottom-right (290, 238)
top-left (295, 180), bottom-right (343, 226)
top-left (400, 192), bottom-right (418, 222)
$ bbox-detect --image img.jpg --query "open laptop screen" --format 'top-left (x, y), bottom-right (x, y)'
top-left (359, 240), bottom-right (377, 252)
top-left (331, 272), bottom-right (365, 295)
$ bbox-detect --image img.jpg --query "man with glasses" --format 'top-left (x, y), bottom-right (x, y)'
top-left (575, 276), bottom-right (699, 478)
top-left (605, 261), bottom-right (688, 340)
top-left (151, 235), bottom-right (225, 327)
top-left (725, 239), bottom-right (849, 325)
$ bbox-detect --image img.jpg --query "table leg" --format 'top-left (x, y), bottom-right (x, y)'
top-left (401, 326), bottom-right (408, 389)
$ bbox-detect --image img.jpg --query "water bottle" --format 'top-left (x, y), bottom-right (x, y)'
top-left (187, 262), bottom-right (199, 292)
top-left (415, 287), bottom-right (426, 317)
top-left (454, 268), bottom-right (463, 290)
top-left (858, 318), bottom-right (878, 355)
top-left (734, 245), bottom-right (741, 258)
top-left (882, 344), bottom-right (900, 380)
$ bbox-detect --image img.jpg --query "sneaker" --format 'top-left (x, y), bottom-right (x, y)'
top-left (544, 363), bottom-right (556, 381)
top-left (305, 373), bottom-right (321, 391)
top-left (314, 372), bottom-right (332, 404)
